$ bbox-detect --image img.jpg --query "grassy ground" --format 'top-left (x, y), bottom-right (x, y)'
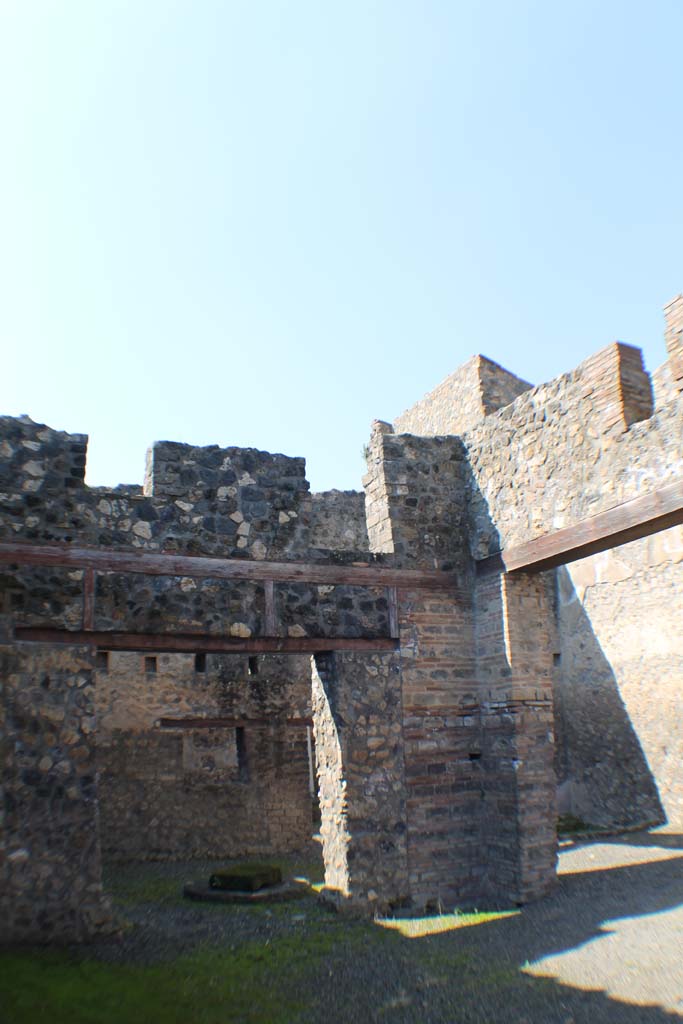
top-left (0, 852), bottom-right (514, 1024)
top-left (4, 834), bottom-right (679, 1022)
top-left (1, 930), bottom-right (360, 1024)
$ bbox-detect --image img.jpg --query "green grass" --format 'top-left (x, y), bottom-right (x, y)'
top-left (0, 945), bottom-right (302, 1024)
top-left (104, 870), bottom-right (182, 907)
top-left (0, 852), bottom-right (384, 1024)
top-left (0, 909), bottom-right (517, 1024)
top-left (1, 856), bottom-right (529, 1024)
top-left (0, 922), bottom-right (362, 1024)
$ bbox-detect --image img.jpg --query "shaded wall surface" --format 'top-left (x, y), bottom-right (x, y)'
top-left (556, 532), bottom-right (682, 827)
top-left (96, 651), bottom-right (313, 861)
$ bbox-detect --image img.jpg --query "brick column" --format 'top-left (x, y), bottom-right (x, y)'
top-left (664, 294), bottom-right (683, 390)
top-left (578, 342), bottom-right (653, 431)
top-left (477, 571), bottom-right (557, 904)
top-left (398, 586), bottom-right (482, 910)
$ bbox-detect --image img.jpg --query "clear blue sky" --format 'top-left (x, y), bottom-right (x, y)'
top-left (2, 1), bottom-right (682, 492)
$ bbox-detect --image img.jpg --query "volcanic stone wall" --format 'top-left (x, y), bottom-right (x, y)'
top-left (310, 490), bottom-right (369, 551)
top-left (0, 642), bottom-right (113, 943)
top-left (3, 292), bottom-right (682, 943)
top-left (461, 337), bottom-right (683, 828)
top-left (312, 650), bottom-right (409, 911)
top-left (0, 419), bottom-right (391, 940)
top-left (96, 651), bottom-right (313, 861)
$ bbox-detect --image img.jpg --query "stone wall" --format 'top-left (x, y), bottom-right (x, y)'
top-left (554, 532), bottom-right (682, 828)
top-left (363, 424), bottom-right (470, 571)
top-left (0, 419), bottom-right (390, 941)
top-left (143, 439), bottom-right (311, 560)
top-left (312, 651), bottom-right (409, 912)
top-left (363, 421), bottom-right (557, 906)
top-left (0, 641), bottom-right (112, 942)
top-left (2, 290), bottom-right (682, 941)
top-left (393, 355), bottom-right (531, 437)
top-left (310, 490), bottom-right (369, 552)
top-left (96, 651), bottom-right (313, 861)
top-left (459, 310), bottom-right (682, 829)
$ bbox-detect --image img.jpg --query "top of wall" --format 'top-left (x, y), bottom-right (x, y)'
top-left (393, 354), bottom-right (532, 437)
top-left (664, 294), bottom-right (683, 388)
top-left (0, 418), bottom-right (380, 566)
top-left (462, 337), bottom-right (681, 555)
top-left (0, 419), bottom-right (313, 562)
top-left (393, 295), bottom-right (683, 441)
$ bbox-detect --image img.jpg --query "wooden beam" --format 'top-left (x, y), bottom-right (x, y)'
top-left (386, 586), bottom-right (399, 639)
top-left (477, 477), bottom-right (683, 575)
top-left (13, 626), bottom-right (399, 655)
top-left (0, 541), bottom-right (457, 590)
top-left (159, 716), bottom-right (313, 729)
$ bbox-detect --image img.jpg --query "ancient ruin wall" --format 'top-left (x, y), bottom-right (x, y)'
top-left (0, 642), bottom-right (113, 942)
top-left (312, 651), bottom-right (409, 910)
top-left (393, 355), bottom-right (532, 437)
top-left (0, 418), bottom-right (390, 940)
top-left (310, 490), bottom-right (369, 551)
top-left (664, 294), bottom-right (683, 389)
top-left (363, 425), bottom-right (556, 906)
top-left (461, 332), bottom-right (683, 828)
top-left (389, 298), bottom-right (683, 838)
top-left (96, 651), bottom-right (313, 861)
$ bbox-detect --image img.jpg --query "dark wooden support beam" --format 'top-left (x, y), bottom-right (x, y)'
top-left (0, 541), bottom-right (457, 590)
top-left (14, 626), bottom-right (399, 655)
top-left (159, 716), bottom-right (313, 729)
top-left (82, 569), bottom-right (95, 630)
top-left (386, 586), bottom-right (399, 639)
top-left (476, 477), bottom-right (683, 575)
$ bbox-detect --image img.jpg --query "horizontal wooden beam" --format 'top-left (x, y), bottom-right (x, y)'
top-left (14, 626), bottom-right (399, 655)
top-left (159, 716), bottom-right (313, 729)
top-left (477, 477), bottom-right (683, 575)
top-left (0, 541), bottom-right (457, 590)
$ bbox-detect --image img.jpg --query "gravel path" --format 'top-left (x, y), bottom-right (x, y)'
top-left (82, 829), bottom-right (683, 1023)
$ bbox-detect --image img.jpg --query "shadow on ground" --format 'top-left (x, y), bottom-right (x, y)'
top-left (3, 834), bottom-right (683, 1024)
top-left (377, 839), bottom-right (683, 1023)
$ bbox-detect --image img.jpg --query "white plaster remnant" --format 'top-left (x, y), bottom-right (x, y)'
top-left (229, 622), bottom-right (252, 638)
